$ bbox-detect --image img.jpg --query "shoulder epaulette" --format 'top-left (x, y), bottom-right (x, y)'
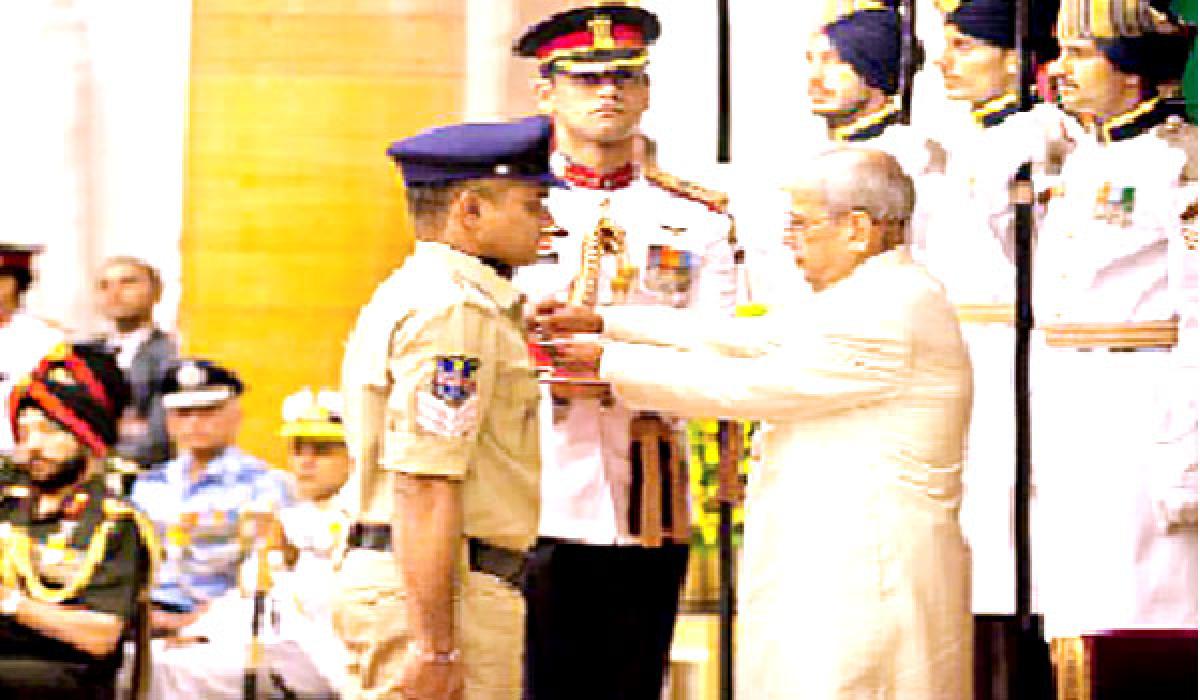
top-left (3, 484), bottom-right (31, 500)
top-left (645, 168), bottom-right (730, 215)
top-left (103, 498), bottom-right (134, 517)
top-left (104, 497), bottom-right (162, 578)
top-left (450, 271), bottom-right (500, 312)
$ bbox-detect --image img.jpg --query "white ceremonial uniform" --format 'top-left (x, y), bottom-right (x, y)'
top-left (915, 98), bottom-right (1078, 614)
top-left (0, 311), bottom-right (63, 454)
top-left (148, 499), bottom-right (349, 700)
top-left (514, 155), bottom-right (736, 545)
top-left (598, 248), bottom-right (974, 699)
top-left (1033, 100), bottom-right (1198, 636)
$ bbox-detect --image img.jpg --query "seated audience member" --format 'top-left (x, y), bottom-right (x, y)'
top-left (1, 243), bottom-right (64, 456)
top-left (94, 256), bottom-right (178, 468)
top-left (0, 344), bottom-right (155, 700)
top-left (131, 359), bottom-right (293, 633)
top-left (146, 387), bottom-right (350, 700)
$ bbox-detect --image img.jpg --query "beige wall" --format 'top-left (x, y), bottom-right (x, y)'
top-left (180, 0), bottom-right (466, 468)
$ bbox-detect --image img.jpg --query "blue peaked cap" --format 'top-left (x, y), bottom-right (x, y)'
top-left (388, 115), bottom-right (564, 188)
top-left (824, 8), bottom-right (903, 95)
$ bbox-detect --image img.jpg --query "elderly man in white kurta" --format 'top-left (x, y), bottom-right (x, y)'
top-left (542, 148), bottom-right (974, 699)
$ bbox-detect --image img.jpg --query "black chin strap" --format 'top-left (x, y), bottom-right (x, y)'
top-left (480, 257), bottom-right (514, 280)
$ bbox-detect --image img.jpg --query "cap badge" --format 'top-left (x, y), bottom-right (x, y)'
top-left (46, 367), bottom-right (76, 386)
top-left (589, 16), bottom-right (616, 50)
top-left (177, 362), bottom-right (206, 389)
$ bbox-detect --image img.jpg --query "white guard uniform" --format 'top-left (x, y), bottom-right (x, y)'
top-left (148, 499), bottom-right (349, 700)
top-left (0, 311), bottom-right (64, 455)
top-left (1033, 99), bottom-right (1198, 636)
top-left (916, 97), bottom-right (1078, 614)
top-left (514, 155), bottom-right (736, 544)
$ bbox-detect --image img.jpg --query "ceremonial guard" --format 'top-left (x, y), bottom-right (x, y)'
top-left (1034, 0), bottom-right (1197, 636)
top-left (336, 117), bottom-right (551, 700)
top-left (0, 343), bottom-right (155, 699)
top-left (0, 244), bottom-right (64, 457)
top-left (512, 5), bottom-right (736, 698)
top-left (745, 0), bottom-right (943, 310)
top-left (922, 0), bottom-right (1072, 616)
top-left (808, 0), bottom-right (937, 172)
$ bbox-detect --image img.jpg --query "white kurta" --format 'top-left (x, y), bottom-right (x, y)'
top-left (914, 102), bottom-right (1078, 615)
top-left (599, 249), bottom-right (974, 699)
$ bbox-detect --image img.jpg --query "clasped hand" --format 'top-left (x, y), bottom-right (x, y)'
top-left (528, 300), bottom-right (607, 400)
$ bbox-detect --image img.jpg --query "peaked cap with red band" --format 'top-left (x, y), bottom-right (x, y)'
top-left (0, 243), bottom-right (42, 272)
top-left (9, 342), bottom-right (130, 456)
top-left (513, 3), bottom-right (660, 75)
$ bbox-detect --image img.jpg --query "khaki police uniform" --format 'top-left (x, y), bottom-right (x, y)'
top-left (337, 241), bottom-right (540, 700)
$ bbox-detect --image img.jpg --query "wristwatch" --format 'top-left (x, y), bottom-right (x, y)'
top-left (410, 642), bottom-right (461, 664)
top-left (0, 588), bottom-right (22, 616)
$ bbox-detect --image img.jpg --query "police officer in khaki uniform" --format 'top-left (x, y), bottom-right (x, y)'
top-left (335, 116), bottom-right (555, 700)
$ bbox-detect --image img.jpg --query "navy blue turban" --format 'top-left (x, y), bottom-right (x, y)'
top-left (825, 8), bottom-right (903, 95)
top-left (1098, 31), bottom-right (1193, 87)
top-left (948, 0), bottom-right (1062, 62)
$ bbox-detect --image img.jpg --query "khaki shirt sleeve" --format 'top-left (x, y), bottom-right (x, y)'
top-left (382, 301), bottom-right (495, 479)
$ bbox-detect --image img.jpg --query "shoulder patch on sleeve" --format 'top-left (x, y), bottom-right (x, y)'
top-left (413, 355), bottom-right (483, 438)
top-left (645, 167), bottom-right (730, 215)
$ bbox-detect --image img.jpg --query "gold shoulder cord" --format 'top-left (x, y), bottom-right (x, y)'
top-left (0, 499), bottom-right (161, 604)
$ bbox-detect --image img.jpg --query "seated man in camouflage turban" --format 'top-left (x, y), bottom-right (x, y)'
top-left (0, 343), bottom-right (156, 700)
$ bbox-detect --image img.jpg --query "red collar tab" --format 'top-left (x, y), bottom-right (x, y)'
top-left (563, 161), bottom-right (635, 190)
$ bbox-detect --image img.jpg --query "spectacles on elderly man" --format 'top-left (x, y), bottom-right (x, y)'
top-left (784, 212), bottom-right (843, 241)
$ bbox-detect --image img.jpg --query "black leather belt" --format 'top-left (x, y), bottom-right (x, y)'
top-left (468, 538), bottom-right (528, 591)
top-left (347, 523), bottom-right (392, 551)
top-left (347, 524), bottom-right (528, 591)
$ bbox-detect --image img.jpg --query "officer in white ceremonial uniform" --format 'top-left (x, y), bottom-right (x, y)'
top-left (1034, 0), bottom-right (1197, 636)
top-left (0, 244), bottom-right (64, 457)
top-left (512, 5), bottom-right (736, 698)
top-left (747, 0), bottom-right (945, 313)
top-left (922, 0), bottom-right (1073, 615)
